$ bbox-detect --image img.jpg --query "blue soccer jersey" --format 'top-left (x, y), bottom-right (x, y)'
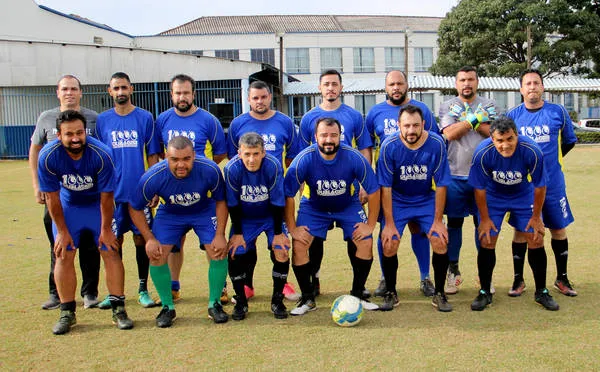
top-left (38, 136), bottom-right (115, 205)
top-left (96, 107), bottom-right (161, 203)
top-left (130, 157), bottom-right (225, 215)
top-left (284, 144), bottom-right (379, 212)
top-left (226, 112), bottom-right (299, 164)
top-left (299, 104), bottom-right (372, 151)
top-left (469, 135), bottom-right (546, 199)
top-left (224, 153), bottom-right (285, 220)
top-left (506, 102), bottom-right (577, 195)
top-left (377, 132), bottom-right (451, 207)
top-left (155, 107), bottom-right (226, 159)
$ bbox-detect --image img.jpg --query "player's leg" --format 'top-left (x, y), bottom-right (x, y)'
top-left (430, 233), bottom-right (452, 312)
top-left (77, 229), bottom-right (100, 308)
top-left (52, 241), bottom-right (78, 335)
top-left (378, 217), bottom-right (402, 311)
top-left (99, 236), bottom-right (134, 330)
top-left (373, 232), bottom-right (387, 297)
top-left (129, 205), bottom-right (157, 307)
top-left (408, 221), bottom-right (433, 297)
top-left (42, 205), bottom-right (60, 310)
top-left (445, 178), bottom-right (467, 294)
top-left (270, 244), bottom-right (290, 319)
top-left (168, 235), bottom-right (185, 302)
top-left (229, 239), bottom-right (257, 321)
top-left (471, 209), bottom-right (502, 311)
top-left (309, 237), bottom-right (324, 296)
top-left (509, 230), bottom-right (528, 297)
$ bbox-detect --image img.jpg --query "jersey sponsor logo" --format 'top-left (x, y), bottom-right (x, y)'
top-left (110, 130), bottom-right (139, 148)
top-left (167, 130), bottom-right (196, 141)
top-left (240, 184), bottom-right (269, 203)
top-left (357, 209), bottom-right (367, 224)
top-left (399, 165), bottom-right (428, 181)
top-left (315, 179), bottom-right (347, 197)
top-left (61, 174), bottom-right (94, 191)
top-left (492, 170), bottom-right (523, 185)
top-left (261, 133), bottom-right (277, 152)
top-left (168, 192), bottom-right (201, 207)
top-left (520, 125), bottom-right (550, 144)
top-left (559, 196), bottom-right (568, 219)
top-left (340, 125), bottom-right (346, 142)
top-left (383, 118), bottom-right (399, 136)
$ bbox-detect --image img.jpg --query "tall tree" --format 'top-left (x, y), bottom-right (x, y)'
top-left (430, 0), bottom-right (600, 77)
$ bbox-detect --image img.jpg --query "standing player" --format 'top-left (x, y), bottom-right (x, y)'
top-left (224, 132), bottom-right (291, 320)
top-left (366, 70), bottom-right (439, 298)
top-left (506, 69), bottom-right (578, 297)
top-left (29, 75), bottom-right (101, 310)
top-left (284, 118), bottom-right (380, 315)
top-left (95, 72), bottom-right (161, 309)
top-left (38, 110), bottom-right (133, 334)
top-left (377, 105), bottom-right (452, 312)
top-left (298, 69), bottom-right (373, 296)
top-left (468, 116), bottom-right (558, 311)
top-left (439, 66), bottom-right (498, 294)
top-left (129, 136), bottom-right (229, 327)
top-left (155, 74), bottom-right (228, 303)
top-left (226, 80), bottom-right (299, 301)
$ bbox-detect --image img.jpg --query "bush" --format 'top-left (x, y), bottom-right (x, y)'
top-left (575, 130), bottom-right (600, 144)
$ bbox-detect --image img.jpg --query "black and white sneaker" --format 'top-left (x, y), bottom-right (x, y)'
top-left (208, 302), bottom-right (229, 324)
top-left (379, 291), bottom-right (399, 311)
top-left (535, 288), bottom-right (560, 311)
top-left (232, 300), bottom-right (248, 321)
top-left (471, 290), bottom-right (493, 311)
top-left (290, 296), bottom-right (317, 316)
top-left (156, 306), bottom-right (176, 328)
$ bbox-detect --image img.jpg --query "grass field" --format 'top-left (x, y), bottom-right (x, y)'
top-left (1, 147), bottom-right (600, 370)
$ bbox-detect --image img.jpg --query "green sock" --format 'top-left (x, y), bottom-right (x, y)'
top-left (208, 258), bottom-right (228, 308)
top-left (150, 264), bottom-right (174, 310)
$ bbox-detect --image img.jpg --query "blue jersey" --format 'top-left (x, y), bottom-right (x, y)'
top-left (38, 136), bottom-right (115, 205)
top-left (284, 144), bottom-right (379, 212)
top-left (299, 104), bottom-right (372, 151)
top-left (155, 107), bottom-right (226, 159)
top-left (377, 132), bottom-right (451, 207)
top-left (131, 157), bottom-right (225, 215)
top-left (224, 153), bottom-right (285, 220)
top-left (226, 112), bottom-right (299, 164)
top-left (506, 102), bottom-right (577, 195)
top-left (469, 135), bottom-right (546, 199)
top-left (96, 107), bottom-right (161, 203)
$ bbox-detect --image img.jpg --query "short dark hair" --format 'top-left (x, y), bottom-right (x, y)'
top-left (167, 135), bottom-right (194, 151)
top-left (398, 104), bottom-right (423, 122)
top-left (457, 66), bottom-right (478, 80)
top-left (249, 80), bottom-right (271, 94)
top-left (385, 70), bottom-right (407, 81)
top-left (490, 115), bottom-right (517, 136)
top-left (319, 69), bottom-right (342, 84)
top-left (314, 117), bottom-right (341, 135)
top-left (519, 69), bottom-right (544, 86)
top-left (110, 72), bottom-right (131, 83)
top-left (56, 110), bottom-right (87, 132)
top-left (171, 74), bottom-right (195, 92)
top-left (239, 132), bottom-right (264, 149)
top-left (57, 75), bottom-right (82, 90)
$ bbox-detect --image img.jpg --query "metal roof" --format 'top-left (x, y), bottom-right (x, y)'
top-left (284, 76), bottom-right (600, 95)
top-left (158, 15), bottom-right (442, 36)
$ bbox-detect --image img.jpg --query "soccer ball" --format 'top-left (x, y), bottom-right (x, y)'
top-left (330, 295), bottom-right (363, 327)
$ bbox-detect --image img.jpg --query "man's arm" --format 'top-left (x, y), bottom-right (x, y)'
top-left (146, 153), bottom-right (159, 167)
top-left (213, 153), bottom-right (227, 165)
top-left (359, 147), bottom-right (372, 165)
top-left (28, 143), bottom-right (44, 204)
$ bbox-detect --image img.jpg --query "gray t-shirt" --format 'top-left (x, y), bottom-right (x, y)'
top-left (31, 107), bottom-right (98, 145)
top-left (439, 96), bottom-right (498, 177)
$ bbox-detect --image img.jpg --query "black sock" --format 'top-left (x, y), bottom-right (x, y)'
top-left (347, 240), bottom-right (358, 267)
top-left (449, 260), bottom-right (459, 275)
top-left (432, 252), bottom-right (449, 294)
top-left (228, 253), bottom-right (247, 302)
top-left (309, 238), bottom-right (324, 281)
top-left (381, 254), bottom-right (398, 293)
top-left (60, 301), bottom-right (76, 312)
top-left (551, 239), bottom-right (568, 279)
top-left (292, 262), bottom-right (314, 299)
top-left (271, 251), bottom-right (289, 296)
top-left (245, 246), bottom-right (258, 289)
top-left (528, 247), bottom-right (548, 292)
top-left (136, 244), bottom-right (150, 289)
top-left (477, 248), bottom-right (496, 293)
top-left (512, 242), bottom-right (527, 281)
top-left (138, 279), bottom-right (148, 293)
top-left (109, 295), bottom-right (125, 309)
top-left (351, 257), bottom-right (372, 298)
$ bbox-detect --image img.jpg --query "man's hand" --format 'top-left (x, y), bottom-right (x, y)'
top-left (228, 234), bottom-right (246, 259)
top-left (211, 233), bottom-right (228, 260)
top-left (381, 223), bottom-right (400, 248)
top-left (290, 226), bottom-right (312, 245)
top-left (358, 188), bottom-right (368, 205)
top-left (272, 233), bottom-right (290, 252)
top-left (428, 220), bottom-right (448, 244)
top-left (145, 238), bottom-right (162, 261)
top-left (525, 215), bottom-right (546, 246)
top-left (352, 222), bottom-right (373, 242)
top-left (98, 228), bottom-right (119, 252)
top-left (148, 195), bottom-right (160, 209)
top-left (54, 230), bottom-right (75, 259)
top-left (477, 218), bottom-right (498, 246)
top-left (35, 189), bottom-right (46, 205)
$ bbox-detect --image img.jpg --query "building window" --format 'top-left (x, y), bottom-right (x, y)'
top-left (564, 93), bottom-right (575, 112)
top-left (494, 91), bottom-right (508, 113)
top-left (385, 47), bottom-right (405, 72)
top-left (354, 94), bottom-right (376, 116)
top-left (414, 93), bottom-right (435, 113)
top-left (414, 48), bottom-right (433, 72)
top-left (215, 49), bottom-right (239, 60)
top-left (353, 48), bottom-right (375, 73)
top-left (286, 48), bottom-right (310, 74)
top-left (179, 50), bottom-right (203, 56)
top-left (251, 49), bottom-right (275, 65)
top-left (320, 48), bottom-right (343, 73)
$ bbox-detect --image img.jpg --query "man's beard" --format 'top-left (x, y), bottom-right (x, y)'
top-left (388, 92), bottom-right (407, 105)
top-left (318, 142), bottom-right (340, 155)
top-left (176, 101), bottom-right (192, 112)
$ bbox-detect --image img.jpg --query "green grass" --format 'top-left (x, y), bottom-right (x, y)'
top-left (1, 147), bottom-right (600, 370)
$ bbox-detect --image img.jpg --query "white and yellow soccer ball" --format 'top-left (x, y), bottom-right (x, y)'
top-left (330, 295), bottom-right (363, 327)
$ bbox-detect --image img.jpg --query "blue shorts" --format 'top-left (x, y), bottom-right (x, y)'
top-left (112, 202), bottom-right (152, 236)
top-left (482, 193), bottom-right (534, 236)
top-left (153, 208), bottom-right (217, 247)
top-left (296, 200), bottom-right (368, 241)
top-left (230, 219), bottom-right (289, 255)
top-left (542, 191), bottom-right (574, 230)
top-left (52, 203), bottom-right (106, 251)
top-left (382, 200), bottom-right (438, 238)
top-left (445, 177), bottom-right (477, 218)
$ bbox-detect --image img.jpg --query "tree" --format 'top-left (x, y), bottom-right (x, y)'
top-left (430, 0), bottom-right (600, 77)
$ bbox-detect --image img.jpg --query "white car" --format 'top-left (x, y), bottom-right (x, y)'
top-left (577, 119), bottom-right (600, 131)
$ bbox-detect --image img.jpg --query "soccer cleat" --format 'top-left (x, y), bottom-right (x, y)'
top-left (283, 282), bottom-right (301, 302)
top-left (83, 295), bottom-right (99, 309)
top-left (42, 295), bottom-right (60, 310)
top-left (535, 289), bottom-right (560, 311)
top-left (138, 291), bottom-right (158, 308)
top-left (445, 272), bottom-right (458, 295)
top-left (379, 291), bottom-right (399, 311)
top-left (420, 278), bottom-right (435, 297)
top-left (432, 292), bottom-right (453, 312)
top-left (232, 301), bottom-right (248, 321)
top-left (271, 293), bottom-right (288, 319)
top-left (208, 302), bottom-right (229, 324)
top-left (290, 297), bottom-right (317, 316)
top-left (471, 290), bottom-right (493, 311)
top-left (112, 306), bottom-right (134, 330)
top-left (156, 306), bottom-right (176, 328)
top-left (97, 295), bottom-right (111, 310)
top-left (475, 275), bottom-right (496, 295)
top-left (360, 298), bottom-right (379, 311)
top-left (244, 285), bottom-right (255, 300)
top-left (373, 279), bottom-right (387, 297)
top-left (508, 279), bottom-right (527, 297)
top-left (172, 289), bottom-right (182, 303)
top-left (52, 310), bottom-right (76, 335)
top-left (554, 277), bottom-right (577, 297)
top-left (362, 287), bottom-right (371, 299)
